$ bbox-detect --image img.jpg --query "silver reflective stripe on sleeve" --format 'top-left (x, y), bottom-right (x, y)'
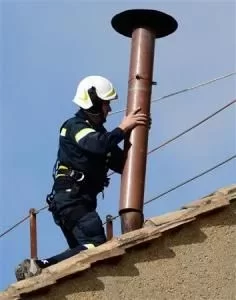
top-left (75, 128), bottom-right (96, 143)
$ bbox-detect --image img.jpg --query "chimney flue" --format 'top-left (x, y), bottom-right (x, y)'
top-left (111, 9), bottom-right (178, 233)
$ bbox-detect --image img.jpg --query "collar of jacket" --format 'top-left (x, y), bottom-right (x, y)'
top-left (75, 109), bottom-right (105, 131)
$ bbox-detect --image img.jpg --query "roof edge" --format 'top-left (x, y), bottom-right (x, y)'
top-left (1, 184), bottom-right (235, 300)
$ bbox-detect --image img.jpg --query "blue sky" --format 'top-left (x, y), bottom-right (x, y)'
top-left (0, 0), bottom-right (235, 291)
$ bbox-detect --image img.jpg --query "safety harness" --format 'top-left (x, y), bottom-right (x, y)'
top-left (54, 164), bottom-right (85, 182)
top-left (46, 162), bottom-right (85, 207)
top-left (46, 160), bottom-right (110, 211)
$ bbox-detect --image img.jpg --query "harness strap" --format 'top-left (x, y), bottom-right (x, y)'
top-left (55, 164), bottom-right (85, 182)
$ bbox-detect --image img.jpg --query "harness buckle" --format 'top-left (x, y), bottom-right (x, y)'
top-left (70, 170), bottom-right (85, 182)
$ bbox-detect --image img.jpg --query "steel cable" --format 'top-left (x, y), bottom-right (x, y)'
top-left (104, 154), bottom-right (236, 224)
top-left (109, 72), bottom-right (236, 116)
top-left (0, 73), bottom-right (235, 238)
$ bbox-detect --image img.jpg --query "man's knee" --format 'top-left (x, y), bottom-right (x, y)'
top-left (73, 211), bottom-right (106, 245)
top-left (80, 211), bottom-right (104, 235)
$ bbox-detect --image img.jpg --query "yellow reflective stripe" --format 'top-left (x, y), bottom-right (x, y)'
top-left (58, 166), bottom-right (68, 170)
top-left (80, 89), bottom-right (89, 101)
top-left (75, 128), bottom-right (96, 143)
top-left (55, 174), bottom-right (66, 178)
top-left (103, 87), bottom-right (116, 98)
top-left (55, 165), bottom-right (69, 178)
top-left (60, 128), bottom-right (67, 137)
top-left (84, 243), bottom-right (95, 249)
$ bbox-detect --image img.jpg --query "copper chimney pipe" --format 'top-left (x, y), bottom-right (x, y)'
top-left (111, 9), bottom-right (178, 233)
top-left (29, 208), bottom-right (38, 259)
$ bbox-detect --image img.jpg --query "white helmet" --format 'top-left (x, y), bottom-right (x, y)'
top-left (72, 75), bottom-right (118, 109)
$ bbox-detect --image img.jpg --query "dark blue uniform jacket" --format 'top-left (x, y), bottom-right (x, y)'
top-left (55, 109), bottom-right (125, 192)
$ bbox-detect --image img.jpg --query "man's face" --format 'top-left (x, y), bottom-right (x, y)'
top-left (101, 101), bottom-right (111, 119)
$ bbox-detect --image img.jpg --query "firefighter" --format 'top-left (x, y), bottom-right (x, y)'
top-left (15, 75), bottom-right (148, 280)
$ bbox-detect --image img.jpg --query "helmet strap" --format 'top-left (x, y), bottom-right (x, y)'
top-left (87, 86), bottom-right (103, 114)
